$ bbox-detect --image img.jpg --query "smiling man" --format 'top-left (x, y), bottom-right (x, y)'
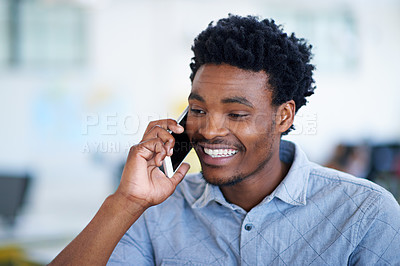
top-left (50, 15), bottom-right (400, 265)
top-left (187, 64), bottom-right (293, 211)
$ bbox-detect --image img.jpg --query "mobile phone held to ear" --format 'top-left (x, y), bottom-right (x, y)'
top-left (162, 106), bottom-right (193, 178)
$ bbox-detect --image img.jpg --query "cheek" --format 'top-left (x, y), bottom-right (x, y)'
top-left (226, 113), bottom-right (275, 135)
top-left (231, 121), bottom-right (275, 154)
top-left (253, 113), bottom-right (276, 135)
top-left (229, 117), bottom-right (273, 140)
top-left (185, 116), bottom-right (201, 139)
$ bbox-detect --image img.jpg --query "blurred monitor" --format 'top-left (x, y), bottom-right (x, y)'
top-left (368, 143), bottom-right (400, 179)
top-left (0, 174), bottom-right (31, 226)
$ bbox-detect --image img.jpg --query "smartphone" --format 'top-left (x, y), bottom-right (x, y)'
top-left (162, 106), bottom-right (193, 178)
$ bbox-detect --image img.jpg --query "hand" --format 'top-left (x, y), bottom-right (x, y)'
top-left (49, 120), bottom-right (191, 265)
top-left (115, 119), bottom-right (190, 210)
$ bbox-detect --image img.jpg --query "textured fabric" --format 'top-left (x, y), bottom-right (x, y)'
top-left (108, 140), bottom-right (400, 265)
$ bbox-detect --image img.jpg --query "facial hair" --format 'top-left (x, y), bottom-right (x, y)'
top-left (198, 120), bottom-right (277, 187)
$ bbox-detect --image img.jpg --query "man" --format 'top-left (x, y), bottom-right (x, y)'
top-left (51, 15), bottom-right (400, 265)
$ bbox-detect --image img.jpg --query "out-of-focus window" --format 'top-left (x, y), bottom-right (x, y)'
top-left (273, 8), bottom-right (358, 72)
top-left (0, 0), bottom-right (87, 69)
top-left (311, 11), bottom-right (358, 72)
top-left (0, 1), bottom-right (9, 68)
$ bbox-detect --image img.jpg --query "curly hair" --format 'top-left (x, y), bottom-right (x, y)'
top-left (190, 14), bottom-right (316, 134)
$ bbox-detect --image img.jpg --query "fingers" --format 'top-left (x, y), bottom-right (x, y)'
top-left (131, 138), bottom-right (171, 167)
top-left (143, 125), bottom-right (175, 152)
top-left (170, 163), bottom-right (190, 187)
top-left (128, 141), bottom-right (190, 188)
top-left (144, 119), bottom-right (184, 136)
top-left (142, 119), bottom-right (185, 154)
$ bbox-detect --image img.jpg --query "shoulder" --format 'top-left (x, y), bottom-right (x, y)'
top-left (310, 164), bottom-right (385, 193)
top-left (309, 167), bottom-right (400, 263)
top-left (310, 164), bottom-right (392, 196)
top-left (308, 163), bottom-right (400, 218)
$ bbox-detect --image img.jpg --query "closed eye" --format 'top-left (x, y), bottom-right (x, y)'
top-left (228, 113), bottom-right (249, 119)
top-left (190, 108), bottom-right (205, 115)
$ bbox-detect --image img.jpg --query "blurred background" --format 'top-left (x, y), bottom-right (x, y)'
top-left (0, 0), bottom-right (399, 264)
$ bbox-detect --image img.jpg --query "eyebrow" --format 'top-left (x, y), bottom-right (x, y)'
top-left (221, 96), bottom-right (254, 108)
top-left (189, 92), bottom-right (254, 109)
top-left (188, 92), bottom-right (205, 102)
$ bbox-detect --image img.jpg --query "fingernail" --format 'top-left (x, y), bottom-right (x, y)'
top-left (169, 148), bottom-right (173, 156)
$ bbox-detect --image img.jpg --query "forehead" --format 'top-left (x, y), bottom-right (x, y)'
top-left (191, 64), bottom-right (272, 105)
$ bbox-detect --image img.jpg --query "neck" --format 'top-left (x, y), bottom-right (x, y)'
top-left (220, 148), bottom-right (290, 212)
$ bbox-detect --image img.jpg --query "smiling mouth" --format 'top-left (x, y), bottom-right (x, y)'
top-left (203, 147), bottom-right (238, 158)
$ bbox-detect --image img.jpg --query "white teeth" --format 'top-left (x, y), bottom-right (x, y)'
top-left (204, 148), bottom-right (238, 158)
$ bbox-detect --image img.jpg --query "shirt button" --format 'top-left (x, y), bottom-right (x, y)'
top-left (244, 224), bottom-right (253, 231)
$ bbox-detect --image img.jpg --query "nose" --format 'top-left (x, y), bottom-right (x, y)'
top-left (198, 114), bottom-right (229, 140)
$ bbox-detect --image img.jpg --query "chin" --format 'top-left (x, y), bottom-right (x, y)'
top-left (201, 168), bottom-right (247, 187)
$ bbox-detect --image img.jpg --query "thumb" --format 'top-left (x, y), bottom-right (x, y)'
top-left (170, 163), bottom-right (190, 187)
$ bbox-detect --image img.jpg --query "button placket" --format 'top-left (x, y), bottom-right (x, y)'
top-left (240, 214), bottom-right (258, 265)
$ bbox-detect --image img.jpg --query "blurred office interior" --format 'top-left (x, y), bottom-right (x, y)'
top-left (0, 0), bottom-right (399, 264)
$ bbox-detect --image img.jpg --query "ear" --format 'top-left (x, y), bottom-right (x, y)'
top-left (276, 100), bottom-right (295, 134)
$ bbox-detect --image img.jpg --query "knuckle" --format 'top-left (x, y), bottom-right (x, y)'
top-left (152, 124), bottom-right (163, 132)
top-left (146, 120), bottom-right (163, 131)
top-left (153, 139), bottom-right (163, 149)
top-left (146, 121), bottom-right (156, 130)
top-left (149, 123), bottom-right (166, 133)
top-left (128, 144), bottom-right (139, 157)
top-left (134, 142), bottom-right (146, 152)
top-left (156, 138), bottom-right (164, 146)
top-left (129, 144), bottom-right (138, 153)
top-left (167, 119), bottom-right (178, 126)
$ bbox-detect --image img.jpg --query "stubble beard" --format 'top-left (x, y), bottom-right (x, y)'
top-left (201, 141), bottom-right (275, 187)
top-left (200, 129), bottom-right (276, 187)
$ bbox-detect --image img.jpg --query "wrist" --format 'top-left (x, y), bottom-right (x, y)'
top-left (109, 191), bottom-right (150, 218)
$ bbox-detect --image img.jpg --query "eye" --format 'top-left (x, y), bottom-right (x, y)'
top-left (190, 108), bottom-right (205, 116)
top-left (228, 113), bottom-right (249, 120)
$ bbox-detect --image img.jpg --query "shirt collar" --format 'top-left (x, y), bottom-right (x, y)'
top-left (192, 181), bottom-right (238, 210)
top-left (192, 181), bottom-right (247, 211)
top-left (191, 140), bottom-right (311, 209)
top-left (268, 140), bottom-right (311, 206)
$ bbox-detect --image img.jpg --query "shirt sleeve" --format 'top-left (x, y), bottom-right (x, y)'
top-left (107, 214), bottom-right (154, 265)
top-left (349, 191), bottom-right (400, 265)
